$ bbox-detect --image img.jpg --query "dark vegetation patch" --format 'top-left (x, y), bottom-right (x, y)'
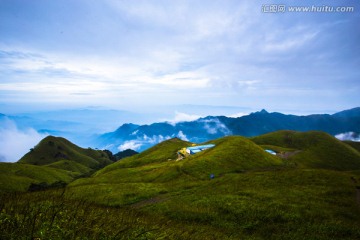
top-left (114, 149), bottom-right (139, 161)
top-left (28, 181), bottom-right (67, 192)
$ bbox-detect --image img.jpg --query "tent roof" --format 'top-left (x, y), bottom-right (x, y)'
top-left (187, 144), bottom-right (215, 151)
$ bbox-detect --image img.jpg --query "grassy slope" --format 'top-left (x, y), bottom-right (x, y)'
top-left (180, 136), bottom-right (283, 179)
top-left (251, 130), bottom-right (360, 170)
top-left (45, 160), bottom-right (91, 174)
top-left (68, 138), bottom-right (193, 203)
top-left (79, 136), bottom-right (282, 182)
top-left (68, 136), bottom-right (284, 207)
top-left (3, 132), bottom-right (360, 239)
top-left (100, 137), bottom-right (192, 170)
top-left (0, 162), bottom-right (77, 192)
top-left (1, 136), bottom-right (114, 192)
top-left (65, 134), bottom-right (360, 239)
top-left (344, 140), bottom-right (360, 153)
top-left (3, 169), bottom-right (360, 240)
top-left (140, 169), bottom-right (360, 239)
top-left (19, 135), bottom-right (112, 169)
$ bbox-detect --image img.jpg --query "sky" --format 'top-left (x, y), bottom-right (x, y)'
top-left (0, 0), bottom-right (359, 115)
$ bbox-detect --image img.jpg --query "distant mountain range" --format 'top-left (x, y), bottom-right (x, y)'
top-left (97, 107), bottom-right (360, 153)
top-left (1, 107), bottom-right (360, 156)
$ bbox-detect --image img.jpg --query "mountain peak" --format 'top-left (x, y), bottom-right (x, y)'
top-left (251, 109), bottom-right (268, 115)
top-left (114, 123), bottom-right (140, 133)
top-left (332, 107), bottom-right (360, 118)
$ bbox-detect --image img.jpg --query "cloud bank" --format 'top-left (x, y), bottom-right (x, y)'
top-left (166, 112), bottom-right (202, 125)
top-left (200, 118), bottom-right (232, 135)
top-left (335, 132), bottom-right (360, 142)
top-left (117, 130), bottom-right (189, 152)
top-left (0, 117), bottom-right (47, 162)
top-left (117, 134), bottom-right (172, 152)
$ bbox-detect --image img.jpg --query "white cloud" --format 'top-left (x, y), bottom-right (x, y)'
top-left (131, 130), bottom-right (139, 136)
top-left (177, 130), bottom-right (188, 141)
top-left (102, 143), bottom-right (115, 150)
top-left (200, 118), bottom-right (232, 135)
top-left (143, 134), bottom-right (171, 144)
top-left (335, 132), bottom-right (360, 142)
top-left (263, 28), bottom-right (318, 52)
top-left (118, 140), bottom-right (143, 151)
top-left (227, 112), bottom-right (248, 118)
top-left (0, 118), bottom-right (47, 162)
top-left (154, 71), bottom-right (210, 89)
top-left (118, 134), bottom-right (173, 152)
top-left (166, 111), bottom-right (202, 125)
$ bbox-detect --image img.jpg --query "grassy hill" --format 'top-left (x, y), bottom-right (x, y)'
top-left (344, 140), bottom-right (360, 153)
top-left (2, 132), bottom-right (360, 239)
top-left (179, 136), bottom-right (283, 179)
top-left (114, 149), bottom-right (138, 160)
top-left (96, 137), bottom-right (192, 174)
top-left (0, 136), bottom-right (114, 192)
top-left (68, 136), bottom-right (283, 205)
top-left (61, 134), bottom-right (360, 238)
top-left (251, 130), bottom-right (360, 170)
top-left (19, 135), bottom-right (113, 169)
top-left (0, 162), bottom-right (77, 192)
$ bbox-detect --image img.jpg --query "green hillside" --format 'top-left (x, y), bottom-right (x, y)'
top-left (96, 137), bottom-right (192, 175)
top-left (90, 136), bottom-right (282, 181)
top-left (2, 133), bottom-right (360, 239)
top-left (180, 136), bottom-right (283, 179)
top-left (251, 130), bottom-right (360, 170)
top-left (0, 136), bottom-right (114, 192)
top-left (63, 135), bottom-right (360, 239)
top-left (68, 136), bottom-right (283, 205)
top-left (45, 160), bottom-right (91, 174)
top-left (69, 138), bottom-right (193, 192)
top-left (114, 149), bottom-right (138, 160)
top-left (344, 140), bottom-right (360, 153)
top-left (19, 135), bottom-right (113, 170)
top-left (0, 162), bottom-right (76, 192)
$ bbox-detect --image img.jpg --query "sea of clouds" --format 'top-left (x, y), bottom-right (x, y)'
top-left (0, 117), bottom-right (47, 162)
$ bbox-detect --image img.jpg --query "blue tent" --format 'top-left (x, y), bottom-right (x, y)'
top-left (265, 149), bottom-right (276, 155)
top-left (186, 144), bottom-right (215, 155)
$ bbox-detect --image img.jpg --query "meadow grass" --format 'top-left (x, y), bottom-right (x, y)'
top-left (2, 132), bottom-right (360, 239)
top-left (344, 141), bottom-right (360, 153)
top-left (65, 167), bottom-right (360, 239)
top-left (252, 131), bottom-right (360, 170)
top-left (3, 168), bottom-right (359, 239)
top-left (0, 135), bottom-right (116, 192)
top-left (0, 162), bottom-right (77, 192)
top-left (19, 135), bottom-right (112, 169)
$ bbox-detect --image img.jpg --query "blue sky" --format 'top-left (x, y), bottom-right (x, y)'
top-left (0, 0), bottom-right (359, 115)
